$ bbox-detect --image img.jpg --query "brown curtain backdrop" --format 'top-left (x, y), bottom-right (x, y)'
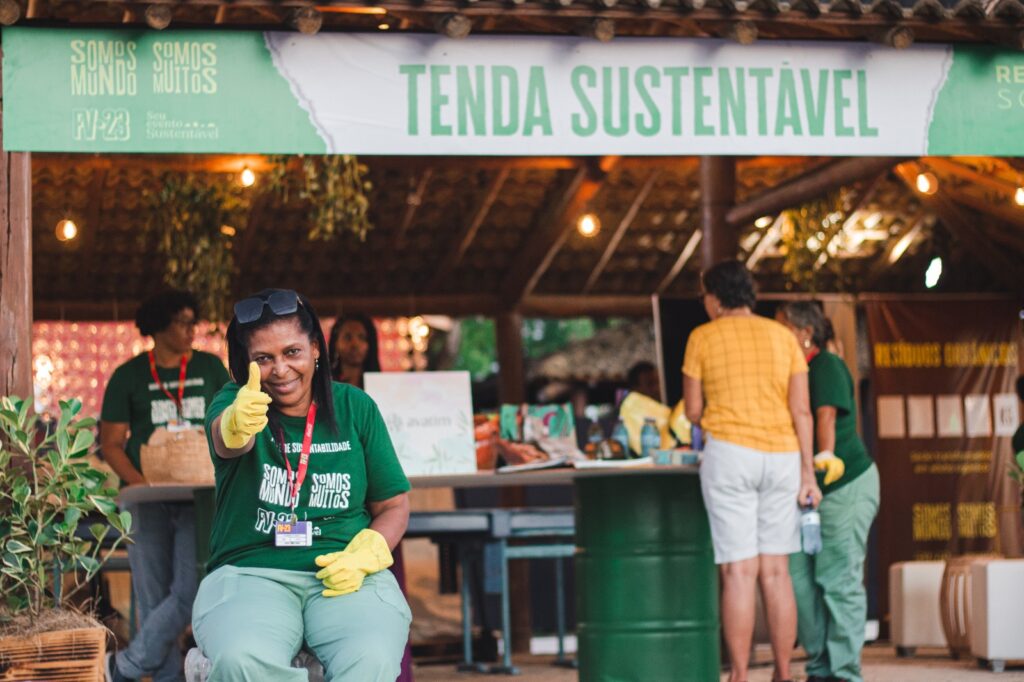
top-left (864, 297), bottom-right (1023, 629)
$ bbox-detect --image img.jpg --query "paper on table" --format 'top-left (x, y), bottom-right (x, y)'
top-left (572, 456), bottom-right (654, 469)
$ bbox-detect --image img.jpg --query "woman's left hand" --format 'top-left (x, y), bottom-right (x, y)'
top-left (314, 528), bottom-right (394, 597)
top-left (799, 471), bottom-right (823, 509)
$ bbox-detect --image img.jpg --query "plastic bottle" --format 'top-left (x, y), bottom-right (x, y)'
top-left (640, 418), bottom-right (661, 459)
top-left (611, 419), bottom-right (631, 458)
top-left (584, 422), bottom-right (604, 460)
top-left (800, 498), bottom-right (822, 555)
top-left (690, 424), bottom-right (704, 452)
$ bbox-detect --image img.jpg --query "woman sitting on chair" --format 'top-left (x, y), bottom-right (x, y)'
top-left (194, 289), bottom-right (411, 682)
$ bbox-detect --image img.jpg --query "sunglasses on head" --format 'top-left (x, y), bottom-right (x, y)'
top-left (233, 290), bottom-right (301, 324)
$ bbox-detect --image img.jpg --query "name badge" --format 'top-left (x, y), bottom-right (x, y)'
top-left (167, 420), bottom-right (194, 433)
top-left (275, 521), bottom-right (313, 547)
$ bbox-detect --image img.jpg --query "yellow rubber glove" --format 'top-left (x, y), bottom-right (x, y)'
top-left (314, 528), bottom-right (394, 597)
top-left (814, 450), bottom-right (846, 486)
top-left (219, 362), bottom-right (272, 449)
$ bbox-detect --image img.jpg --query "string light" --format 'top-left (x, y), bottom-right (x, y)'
top-left (915, 172), bottom-right (938, 195)
top-left (577, 213), bottom-right (601, 238)
top-left (55, 219), bottom-right (78, 242)
top-left (240, 166), bottom-right (256, 187)
top-left (1014, 186), bottom-right (1024, 207)
top-left (754, 216), bottom-right (773, 229)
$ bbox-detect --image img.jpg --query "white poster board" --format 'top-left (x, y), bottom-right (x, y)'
top-left (364, 371), bottom-right (475, 477)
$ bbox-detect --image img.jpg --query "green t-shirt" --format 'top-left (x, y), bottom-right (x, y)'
top-left (204, 381), bottom-right (410, 573)
top-left (808, 351), bottom-right (873, 495)
top-left (100, 350), bottom-right (230, 471)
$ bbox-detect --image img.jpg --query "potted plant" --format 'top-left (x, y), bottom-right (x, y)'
top-left (0, 395), bottom-right (131, 681)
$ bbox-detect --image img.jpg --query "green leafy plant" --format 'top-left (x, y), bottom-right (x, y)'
top-left (1009, 450), bottom-right (1024, 490)
top-left (267, 155), bottom-right (373, 241)
top-left (0, 396), bottom-right (131, 624)
top-left (779, 190), bottom-right (850, 293)
top-left (145, 173), bottom-right (246, 327)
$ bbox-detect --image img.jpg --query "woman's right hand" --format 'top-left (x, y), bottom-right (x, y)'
top-left (219, 362), bottom-right (272, 449)
top-left (799, 470), bottom-right (822, 509)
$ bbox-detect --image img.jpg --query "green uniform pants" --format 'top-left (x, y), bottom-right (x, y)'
top-left (192, 565), bottom-right (411, 682)
top-left (789, 463), bottom-right (879, 682)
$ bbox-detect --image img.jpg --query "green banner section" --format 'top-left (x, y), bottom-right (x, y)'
top-left (2, 28), bottom-right (325, 153)
top-left (928, 47), bottom-right (1024, 155)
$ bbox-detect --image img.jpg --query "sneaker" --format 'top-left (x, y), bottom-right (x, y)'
top-left (104, 652), bottom-right (134, 682)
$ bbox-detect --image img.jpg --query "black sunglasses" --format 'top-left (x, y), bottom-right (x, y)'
top-left (233, 290), bottom-right (300, 324)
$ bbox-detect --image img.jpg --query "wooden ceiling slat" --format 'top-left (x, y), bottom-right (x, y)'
top-left (395, 169), bottom-right (433, 247)
top-left (656, 227), bottom-right (702, 295)
top-left (428, 166), bottom-right (510, 292)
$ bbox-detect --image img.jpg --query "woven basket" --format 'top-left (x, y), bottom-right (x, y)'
top-left (0, 627), bottom-right (105, 682)
top-left (139, 427), bottom-right (214, 484)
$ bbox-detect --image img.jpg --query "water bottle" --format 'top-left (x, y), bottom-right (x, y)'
top-left (640, 418), bottom-right (660, 459)
top-left (800, 498), bottom-right (822, 555)
top-left (611, 419), bottom-right (630, 458)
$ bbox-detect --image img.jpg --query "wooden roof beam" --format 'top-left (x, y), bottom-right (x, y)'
top-left (519, 295), bottom-right (652, 317)
top-left (428, 166), bottom-right (511, 291)
top-left (726, 156), bottom-right (900, 228)
top-left (583, 169), bottom-right (659, 294)
top-left (35, 294), bottom-right (504, 320)
top-left (499, 156), bottom-right (617, 307)
top-left (923, 156), bottom-right (1022, 203)
top-left (893, 162), bottom-right (1023, 291)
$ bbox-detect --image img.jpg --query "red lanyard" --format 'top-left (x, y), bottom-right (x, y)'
top-left (148, 351), bottom-right (188, 419)
top-left (275, 402), bottom-right (318, 512)
top-left (805, 347), bottom-right (821, 364)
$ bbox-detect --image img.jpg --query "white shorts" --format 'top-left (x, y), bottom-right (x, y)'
top-left (699, 435), bottom-right (801, 564)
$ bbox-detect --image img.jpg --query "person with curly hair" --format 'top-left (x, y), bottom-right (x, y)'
top-left (101, 290), bottom-right (230, 682)
top-left (683, 261), bottom-right (820, 682)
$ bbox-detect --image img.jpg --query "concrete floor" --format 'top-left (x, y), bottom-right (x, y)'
top-left (413, 644), bottom-right (1024, 681)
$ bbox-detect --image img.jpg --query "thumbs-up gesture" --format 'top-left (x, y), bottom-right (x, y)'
top-left (219, 361), bottom-right (272, 449)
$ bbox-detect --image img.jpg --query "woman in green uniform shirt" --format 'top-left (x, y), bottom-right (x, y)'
top-left (779, 302), bottom-right (879, 682)
top-left (194, 289), bottom-right (411, 682)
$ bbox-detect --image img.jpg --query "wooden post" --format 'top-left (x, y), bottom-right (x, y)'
top-left (699, 156), bottom-right (737, 270)
top-left (0, 102), bottom-right (33, 399)
top-left (494, 311), bottom-right (531, 653)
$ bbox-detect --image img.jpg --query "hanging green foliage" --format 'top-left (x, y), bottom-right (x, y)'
top-left (144, 174), bottom-right (246, 327)
top-left (267, 155), bottom-right (373, 241)
top-left (779, 190), bottom-right (851, 293)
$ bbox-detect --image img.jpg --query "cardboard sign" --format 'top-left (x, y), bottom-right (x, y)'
top-left (364, 371), bottom-right (475, 477)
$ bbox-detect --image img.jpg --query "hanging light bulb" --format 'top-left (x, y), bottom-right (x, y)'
top-left (915, 172), bottom-right (937, 195)
top-left (754, 216), bottom-right (773, 229)
top-left (240, 166), bottom-right (256, 187)
top-left (577, 213), bottom-right (600, 238)
top-left (55, 219), bottom-right (78, 242)
top-left (1014, 186), bottom-right (1024, 207)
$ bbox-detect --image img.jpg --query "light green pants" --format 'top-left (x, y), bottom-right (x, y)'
top-left (789, 463), bottom-right (879, 682)
top-left (192, 565), bottom-right (411, 682)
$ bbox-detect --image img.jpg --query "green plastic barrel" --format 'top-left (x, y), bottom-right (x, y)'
top-left (574, 473), bottom-right (719, 682)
